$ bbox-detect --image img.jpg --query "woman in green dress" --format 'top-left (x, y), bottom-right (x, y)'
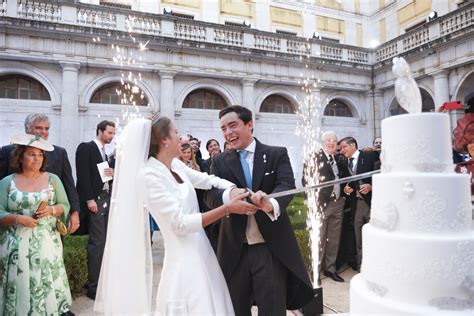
top-left (0, 134), bottom-right (73, 316)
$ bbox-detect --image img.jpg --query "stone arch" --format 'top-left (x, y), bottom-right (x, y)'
top-left (176, 79), bottom-right (238, 112)
top-left (81, 72), bottom-right (157, 109)
top-left (255, 86), bottom-right (303, 114)
top-left (453, 70), bottom-right (474, 112)
top-left (0, 63), bottom-right (60, 105)
top-left (387, 87), bottom-right (436, 116)
top-left (322, 93), bottom-right (362, 120)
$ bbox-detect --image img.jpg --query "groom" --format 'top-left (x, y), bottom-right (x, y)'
top-left (205, 105), bottom-right (313, 315)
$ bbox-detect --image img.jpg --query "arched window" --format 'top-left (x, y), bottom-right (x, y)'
top-left (389, 103), bottom-right (408, 116)
top-left (182, 89), bottom-right (227, 110)
top-left (260, 95), bottom-right (295, 114)
top-left (324, 99), bottom-right (353, 117)
top-left (420, 88), bottom-right (435, 112)
top-left (0, 75), bottom-right (51, 100)
top-left (90, 82), bottom-right (149, 106)
top-left (390, 88), bottom-right (435, 116)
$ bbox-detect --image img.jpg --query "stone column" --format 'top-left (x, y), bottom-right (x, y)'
top-left (365, 90), bottom-right (375, 144)
top-left (59, 61), bottom-right (80, 161)
top-left (241, 79), bottom-right (256, 109)
top-left (159, 71), bottom-right (176, 119)
top-left (373, 89), bottom-right (384, 137)
top-left (433, 70), bottom-right (450, 110)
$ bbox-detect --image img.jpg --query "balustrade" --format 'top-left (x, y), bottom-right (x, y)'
top-left (1, 1), bottom-right (6, 16)
top-left (403, 27), bottom-right (429, 51)
top-left (18, 1), bottom-right (60, 22)
top-left (287, 40), bottom-right (311, 54)
top-left (125, 16), bottom-right (161, 35)
top-left (255, 34), bottom-right (281, 51)
top-left (348, 49), bottom-right (369, 63)
top-left (175, 22), bottom-right (206, 41)
top-left (1, 0), bottom-right (470, 65)
top-left (77, 8), bottom-right (117, 29)
top-left (440, 6), bottom-right (473, 36)
top-left (321, 46), bottom-right (342, 60)
top-left (214, 28), bottom-right (243, 46)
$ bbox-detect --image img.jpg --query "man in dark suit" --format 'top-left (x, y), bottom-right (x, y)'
top-left (339, 136), bottom-right (379, 270)
top-left (75, 120), bottom-right (115, 300)
top-left (0, 113), bottom-right (81, 233)
top-left (205, 105), bottom-right (313, 316)
top-left (303, 131), bottom-right (350, 282)
top-left (201, 138), bottom-right (221, 174)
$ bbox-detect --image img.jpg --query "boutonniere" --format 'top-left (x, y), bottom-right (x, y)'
top-left (263, 154), bottom-right (267, 164)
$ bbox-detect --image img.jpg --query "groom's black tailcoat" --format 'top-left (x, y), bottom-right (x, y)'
top-left (205, 138), bottom-right (314, 310)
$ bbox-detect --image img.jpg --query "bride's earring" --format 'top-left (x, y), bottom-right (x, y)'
top-left (165, 144), bottom-right (169, 148)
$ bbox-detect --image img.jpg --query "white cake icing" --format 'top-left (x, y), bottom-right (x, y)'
top-left (380, 113), bottom-right (453, 173)
top-left (370, 174), bottom-right (472, 233)
top-left (350, 113), bottom-right (474, 314)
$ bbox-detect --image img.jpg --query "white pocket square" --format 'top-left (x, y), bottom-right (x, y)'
top-left (265, 171), bottom-right (274, 176)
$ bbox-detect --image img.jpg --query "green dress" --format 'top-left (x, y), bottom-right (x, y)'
top-left (0, 173), bottom-right (72, 315)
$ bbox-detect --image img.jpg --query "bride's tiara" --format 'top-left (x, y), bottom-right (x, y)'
top-left (147, 111), bottom-right (160, 122)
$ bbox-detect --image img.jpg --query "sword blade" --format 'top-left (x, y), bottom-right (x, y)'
top-left (266, 170), bottom-right (381, 199)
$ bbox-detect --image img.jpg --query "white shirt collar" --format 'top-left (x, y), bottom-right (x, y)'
top-left (322, 148), bottom-right (334, 160)
top-left (351, 149), bottom-right (360, 160)
top-left (93, 138), bottom-right (104, 150)
top-left (240, 138), bottom-right (256, 154)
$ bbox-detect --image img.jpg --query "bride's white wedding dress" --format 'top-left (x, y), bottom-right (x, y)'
top-left (141, 157), bottom-right (235, 315)
top-left (94, 118), bottom-right (235, 316)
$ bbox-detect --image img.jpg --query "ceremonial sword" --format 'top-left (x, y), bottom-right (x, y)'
top-left (266, 170), bottom-right (381, 199)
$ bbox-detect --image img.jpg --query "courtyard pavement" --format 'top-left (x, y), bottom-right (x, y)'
top-left (71, 232), bottom-right (355, 315)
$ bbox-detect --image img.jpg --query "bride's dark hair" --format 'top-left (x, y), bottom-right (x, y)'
top-left (149, 116), bottom-right (172, 157)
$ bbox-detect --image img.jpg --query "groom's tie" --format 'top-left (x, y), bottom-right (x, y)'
top-left (239, 150), bottom-right (252, 189)
top-left (239, 149), bottom-right (264, 244)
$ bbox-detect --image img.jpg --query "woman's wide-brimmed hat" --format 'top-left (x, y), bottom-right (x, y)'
top-left (453, 113), bottom-right (474, 152)
top-left (10, 134), bottom-right (54, 151)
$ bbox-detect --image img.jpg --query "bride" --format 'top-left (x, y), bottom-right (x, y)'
top-left (94, 117), bottom-right (258, 315)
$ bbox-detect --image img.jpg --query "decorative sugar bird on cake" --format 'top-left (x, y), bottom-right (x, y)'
top-left (392, 57), bottom-right (422, 114)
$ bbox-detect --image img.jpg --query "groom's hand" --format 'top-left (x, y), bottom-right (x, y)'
top-left (250, 190), bottom-right (273, 213)
top-left (229, 188), bottom-right (247, 200)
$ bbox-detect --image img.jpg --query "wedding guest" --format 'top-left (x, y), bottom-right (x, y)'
top-left (455, 140), bottom-right (474, 195)
top-left (179, 143), bottom-right (201, 171)
top-left (201, 139), bottom-right (221, 173)
top-left (75, 120), bottom-right (115, 300)
top-left (189, 136), bottom-right (204, 168)
top-left (200, 138), bottom-right (222, 251)
top-left (0, 113), bottom-right (81, 234)
top-left (303, 131), bottom-right (350, 282)
top-left (340, 136), bottom-right (379, 271)
top-left (0, 134), bottom-right (74, 316)
top-left (373, 137), bottom-right (382, 153)
top-left (94, 117), bottom-right (258, 315)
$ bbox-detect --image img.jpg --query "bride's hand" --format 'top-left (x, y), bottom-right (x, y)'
top-left (227, 191), bottom-right (258, 215)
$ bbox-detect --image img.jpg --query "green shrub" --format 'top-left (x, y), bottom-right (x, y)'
top-left (286, 193), bottom-right (308, 230)
top-left (289, 194), bottom-right (318, 282)
top-left (294, 229), bottom-right (314, 282)
top-left (63, 235), bottom-right (88, 297)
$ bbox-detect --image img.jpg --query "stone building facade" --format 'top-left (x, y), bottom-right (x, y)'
top-left (0, 0), bottom-right (472, 182)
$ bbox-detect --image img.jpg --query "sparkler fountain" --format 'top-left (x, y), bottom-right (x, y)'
top-left (296, 49), bottom-right (325, 314)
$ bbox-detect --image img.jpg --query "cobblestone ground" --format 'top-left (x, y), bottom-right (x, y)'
top-left (71, 232), bottom-right (354, 315)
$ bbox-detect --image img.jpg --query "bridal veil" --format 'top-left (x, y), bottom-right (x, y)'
top-left (94, 118), bottom-right (153, 315)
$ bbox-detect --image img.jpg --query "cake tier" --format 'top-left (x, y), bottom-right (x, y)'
top-left (381, 113), bottom-right (452, 173)
top-left (360, 224), bottom-right (473, 308)
top-left (351, 274), bottom-right (473, 315)
top-left (370, 173), bottom-right (472, 233)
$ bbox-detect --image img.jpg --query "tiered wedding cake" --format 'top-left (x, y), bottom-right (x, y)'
top-left (350, 112), bottom-right (474, 314)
